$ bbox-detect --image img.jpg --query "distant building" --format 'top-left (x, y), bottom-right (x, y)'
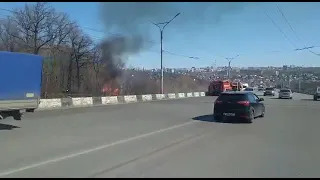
top-left (282, 65), bottom-right (288, 71)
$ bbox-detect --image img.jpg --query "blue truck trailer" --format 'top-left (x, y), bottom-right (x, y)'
top-left (0, 51), bottom-right (43, 120)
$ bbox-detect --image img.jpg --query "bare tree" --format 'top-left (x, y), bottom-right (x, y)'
top-left (0, 18), bottom-right (20, 52)
top-left (66, 25), bottom-right (94, 92)
top-left (8, 2), bottom-right (72, 54)
top-left (91, 46), bottom-right (104, 94)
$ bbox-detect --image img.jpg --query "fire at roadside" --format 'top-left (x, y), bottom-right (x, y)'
top-left (99, 35), bottom-right (145, 96)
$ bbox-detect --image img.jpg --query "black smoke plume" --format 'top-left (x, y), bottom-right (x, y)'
top-left (99, 35), bottom-right (144, 81)
top-left (98, 2), bottom-right (248, 82)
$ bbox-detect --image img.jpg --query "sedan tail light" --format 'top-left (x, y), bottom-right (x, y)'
top-left (237, 100), bottom-right (250, 106)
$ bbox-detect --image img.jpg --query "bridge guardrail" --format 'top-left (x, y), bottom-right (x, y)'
top-left (38, 92), bottom-right (207, 110)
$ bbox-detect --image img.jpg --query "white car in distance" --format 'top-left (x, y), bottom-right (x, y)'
top-left (278, 89), bottom-right (293, 99)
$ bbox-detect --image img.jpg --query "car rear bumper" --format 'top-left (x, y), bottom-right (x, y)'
top-left (279, 96), bottom-right (292, 98)
top-left (264, 94), bottom-right (274, 96)
top-left (264, 92), bottom-right (274, 96)
top-left (279, 94), bottom-right (292, 98)
top-left (214, 109), bottom-right (250, 119)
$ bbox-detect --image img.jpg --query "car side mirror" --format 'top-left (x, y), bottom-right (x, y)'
top-left (259, 98), bottom-right (264, 102)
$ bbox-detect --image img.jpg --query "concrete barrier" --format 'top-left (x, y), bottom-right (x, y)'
top-left (141, 94), bottom-right (152, 101)
top-left (167, 93), bottom-right (176, 99)
top-left (101, 96), bottom-right (118, 105)
top-left (124, 95), bottom-right (137, 103)
top-left (155, 94), bottom-right (166, 100)
top-left (39, 99), bottom-right (62, 108)
top-left (178, 93), bottom-right (186, 98)
top-left (72, 97), bottom-right (93, 107)
top-left (186, 92), bottom-right (193, 97)
top-left (37, 91), bottom-right (207, 110)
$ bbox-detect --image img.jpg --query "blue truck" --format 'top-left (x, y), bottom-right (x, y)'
top-left (0, 51), bottom-right (43, 120)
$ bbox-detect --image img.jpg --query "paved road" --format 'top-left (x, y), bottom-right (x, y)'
top-left (0, 93), bottom-right (319, 178)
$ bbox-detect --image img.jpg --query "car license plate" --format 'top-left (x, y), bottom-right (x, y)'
top-left (223, 113), bottom-right (235, 116)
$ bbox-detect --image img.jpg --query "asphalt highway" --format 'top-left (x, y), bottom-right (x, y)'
top-left (0, 92), bottom-right (319, 178)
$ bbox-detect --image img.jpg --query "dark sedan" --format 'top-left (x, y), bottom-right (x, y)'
top-left (213, 91), bottom-right (265, 123)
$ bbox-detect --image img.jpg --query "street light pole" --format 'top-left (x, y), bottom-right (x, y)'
top-left (151, 13), bottom-right (180, 94)
top-left (225, 55), bottom-right (239, 79)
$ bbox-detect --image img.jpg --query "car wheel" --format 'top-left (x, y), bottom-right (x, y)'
top-left (11, 110), bottom-right (22, 121)
top-left (246, 109), bottom-right (254, 123)
top-left (259, 110), bottom-right (265, 118)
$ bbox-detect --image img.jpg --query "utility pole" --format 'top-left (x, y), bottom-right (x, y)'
top-left (225, 55), bottom-right (239, 79)
top-left (151, 13), bottom-right (180, 94)
top-left (288, 75), bottom-right (291, 89)
top-left (298, 66), bottom-right (304, 92)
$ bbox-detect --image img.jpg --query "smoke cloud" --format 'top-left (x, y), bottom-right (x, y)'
top-left (98, 2), bottom-right (248, 82)
top-left (99, 35), bottom-right (144, 80)
top-left (99, 2), bottom-right (248, 31)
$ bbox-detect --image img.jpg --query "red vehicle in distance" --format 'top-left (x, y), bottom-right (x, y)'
top-left (207, 80), bottom-right (233, 96)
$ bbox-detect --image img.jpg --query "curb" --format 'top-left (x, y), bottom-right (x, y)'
top-left (38, 92), bottom-right (206, 110)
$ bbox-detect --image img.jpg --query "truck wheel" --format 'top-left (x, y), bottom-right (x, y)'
top-left (12, 110), bottom-right (22, 120)
top-left (26, 109), bottom-right (35, 113)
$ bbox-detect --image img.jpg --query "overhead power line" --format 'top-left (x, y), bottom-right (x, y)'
top-left (276, 4), bottom-right (303, 44)
top-left (275, 4), bottom-right (320, 56)
top-left (263, 10), bottom-right (297, 49)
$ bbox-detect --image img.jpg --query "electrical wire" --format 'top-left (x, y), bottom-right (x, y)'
top-left (275, 4), bottom-right (320, 56)
top-left (276, 4), bottom-right (303, 44)
top-left (263, 10), bottom-right (297, 49)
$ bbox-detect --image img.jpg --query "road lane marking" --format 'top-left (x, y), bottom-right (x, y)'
top-left (0, 121), bottom-right (196, 177)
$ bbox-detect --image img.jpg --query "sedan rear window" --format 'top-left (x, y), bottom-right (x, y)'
top-left (217, 94), bottom-right (247, 102)
top-left (280, 89), bottom-right (291, 92)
